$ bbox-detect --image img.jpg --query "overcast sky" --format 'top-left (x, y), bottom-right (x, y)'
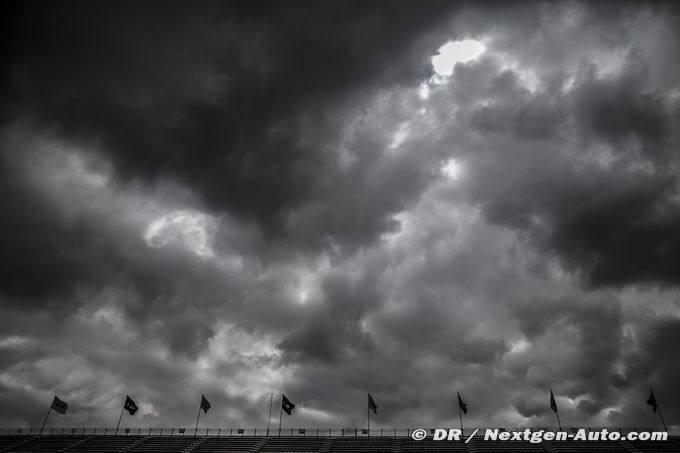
top-left (1, 0), bottom-right (679, 430)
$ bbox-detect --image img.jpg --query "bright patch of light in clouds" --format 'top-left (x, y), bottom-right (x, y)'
top-left (298, 406), bottom-right (336, 422)
top-left (138, 402), bottom-right (160, 417)
top-left (388, 122), bottom-right (410, 149)
top-left (0, 336), bottom-right (30, 348)
top-left (292, 257), bottom-right (330, 305)
top-left (200, 325), bottom-right (291, 403)
top-left (418, 81), bottom-right (430, 99)
top-left (441, 158), bottom-right (463, 180)
top-left (508, 338), bottom-right (532, 355)
top-left (144, 209), bottom-right (217, 257)
top-left (432, 40), bottom-right (486, 76)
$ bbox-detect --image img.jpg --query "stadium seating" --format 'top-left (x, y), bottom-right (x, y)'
top-left (69, 435), bottom-right (146, 452)
top-left (5, 435), bottom-right (89, 451)
top-left (0, 434), bottom-right (677, 452)
top-left (260, 436), bottom-right (326, 452)
top-left (125, 436), bottom-right (196, 452)
top-left (630, 437), bottom-right (680, 452)
top-left (542, 440), bottom-right (630, 452)
top-left (401, 438), bottom-right (468, 452)
top-left (328, 437), bottom-right (397, 452)
top-left (468, 438), bottom-right (544, 452)
top-left (192, 436), bottom-right (265, 453)
top-left (0, 436), bottom-right (32, 452)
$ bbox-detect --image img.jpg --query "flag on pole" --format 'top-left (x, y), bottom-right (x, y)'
top-left (550, 389), bottom-right (558, 413)
top-left (124, 395), bottom-right (139, 415)
top-left (282, 394), bottom-right (295, 415)
top-left (458, 392), bottom-right (467, 414)
top-left (51, 396), bottom-right (68, 414)
top-left (200, 395), bottom-right (211, 414)
top-left (368, 393), bottom-right (378, 414)
top-left (647, 389), bottom-right (658, 412)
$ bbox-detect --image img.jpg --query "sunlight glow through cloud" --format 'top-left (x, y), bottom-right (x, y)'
top-left (441, 158), bottom-right (463, 180)
top-left (432, 40), bottom-right (486, 76)
top-left (388, 122), bottom-right (411, 149)
top-left (144, 210), bottom-right (216, 257)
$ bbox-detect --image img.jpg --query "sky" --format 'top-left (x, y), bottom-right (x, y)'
top-left (1, 0), bottom-right (679, 430)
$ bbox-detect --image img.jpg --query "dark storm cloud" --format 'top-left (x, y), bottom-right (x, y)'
top-left (2, 0), bottom-right (456, 247)
top-left (614, 318), bottom-right (680, 426)
top-left (0, 165), bottom-right (102, 304)
top-left (451, 50), bottom-right (680, 288)
top-left (0, 132), bottom-right (213, 360)
top-left (451, 339), bottom-right (509, 365)
top-left (573, 59), bottom-right (669, 154)
top-left (279, 265), bottom-right (382, 363)
top-left (512, 292), bottom-right (624, 407)
top-left (0, 140), bottom-right (162, 311)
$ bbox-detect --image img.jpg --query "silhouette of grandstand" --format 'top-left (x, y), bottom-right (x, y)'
top-left (0, 428), bottom-right (677, 452)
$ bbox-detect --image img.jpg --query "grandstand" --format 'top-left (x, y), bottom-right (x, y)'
top-left (0, 427), bottom-right (677, 452)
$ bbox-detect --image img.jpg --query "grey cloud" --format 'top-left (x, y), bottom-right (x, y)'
top-left (447, 51), bottom-right (680, 288)
top-left (1, 0), bottom-right (457, 248)
top-left (279, 267), bottom-right (382, 363)
top-left (451, 339), bottom-right (509, 365)
top-left (578, 399), bottom-right (604, 417)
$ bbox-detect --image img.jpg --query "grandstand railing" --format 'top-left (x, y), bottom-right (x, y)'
top-left (0, 426), bottom-right (678, 437)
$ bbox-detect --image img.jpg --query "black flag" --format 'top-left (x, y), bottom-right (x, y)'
top-left (282, 394), bottom-right (295, 415)
top-left (200, 394), bottom-right (211, 414)
top-left (124, 395), bottom-right (138, 415)
top-left (647, 389), bottom-right (658, 413)
top-left (550, 389), bottom-right (558, 413)
top-left (368, 393), bottom-right (378, 414)
top-left (51, 396), bottom-right (68, 414)
top-left (458, 392), bottom-right (467, 414)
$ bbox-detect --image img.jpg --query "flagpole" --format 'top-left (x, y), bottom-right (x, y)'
top-left (367, 403), bottom-right (370, 433)
top-left (555, 411), bottom-right (562, 430)
top-left (278, 394), bottom-right (283, 436)
top-left (267, 393), bottom-right (273, 435)
top-left (458, 404), bottom-right (463, 432)
top-left (116, 405), bottom-right (125, 434)
top-left (195, 404), bottom-right (201, 437)
top-left (656, 403), bottom-right (668, 432)
top-left (39, 405), bottom-right (52, 435)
